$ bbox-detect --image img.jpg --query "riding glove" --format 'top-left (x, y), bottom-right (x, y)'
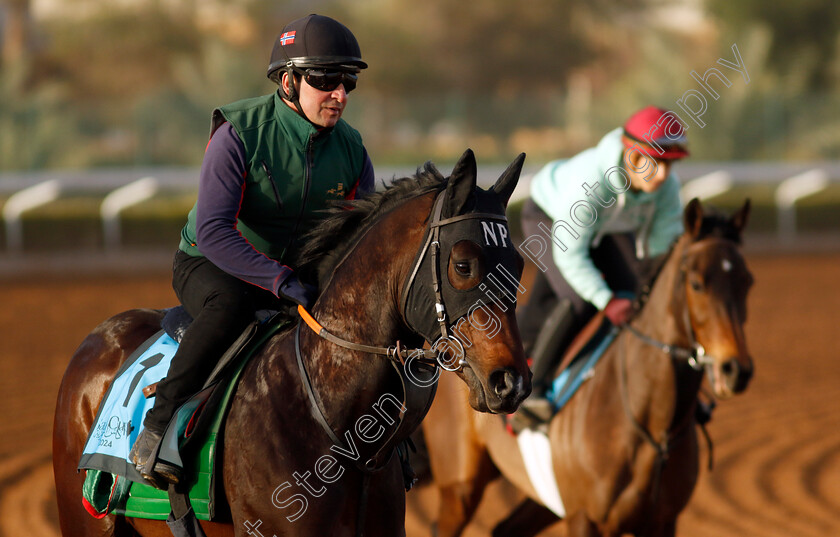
top-left (604, 296), bottom-right (633, 326)
top-left (278, 273), bottom-right (318, 309)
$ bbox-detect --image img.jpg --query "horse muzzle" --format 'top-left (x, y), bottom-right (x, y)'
top-left (710, 356), bottom-right (753, 398)
top-left (463, 365), bottom-right (530, 414)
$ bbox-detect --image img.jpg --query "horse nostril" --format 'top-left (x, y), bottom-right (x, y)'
top-left (722, 358), bottom-right (753, 393)
top-left (489, 368), bottom-right (519, 398)
top-left (734, 359), bottom-right (754, 391)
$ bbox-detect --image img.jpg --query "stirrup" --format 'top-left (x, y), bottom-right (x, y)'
top-left (129, 429), bottom-right (184, 489)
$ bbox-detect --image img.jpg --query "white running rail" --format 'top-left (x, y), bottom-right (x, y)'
top-left (680, 171), bottom-right (733, 202)
top-left (101, 177), bottom-right (160, 249)
top-left (775, 169), bottom-right (829, 241)
top-left (3, 179), bottom-right (62, 254)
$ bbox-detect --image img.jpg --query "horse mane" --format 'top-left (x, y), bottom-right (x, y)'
top-left (291, 162), bottom-right (447, 285)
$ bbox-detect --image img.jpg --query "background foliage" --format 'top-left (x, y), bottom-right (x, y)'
top-left (1, 0), bottom-right (838, 171)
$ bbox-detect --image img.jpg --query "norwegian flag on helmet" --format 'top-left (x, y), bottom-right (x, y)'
top-left (279, 31), bottom-right (296, 45)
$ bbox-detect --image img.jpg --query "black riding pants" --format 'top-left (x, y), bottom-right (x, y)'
top-left (143, 250), bottom-right (285, 432)
top-left (516, 199), bottom-right (643, 356)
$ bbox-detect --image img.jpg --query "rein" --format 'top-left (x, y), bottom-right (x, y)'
top-left (298, 305), bottom-right (439, 366)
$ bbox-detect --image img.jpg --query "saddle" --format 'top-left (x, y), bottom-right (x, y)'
top-left (545, 314), bottom-right (618, 412)
top-left (79, 306), bottom-right (291, 522)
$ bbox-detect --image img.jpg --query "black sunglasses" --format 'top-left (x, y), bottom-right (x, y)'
top-left (292, 67), bottom-right (358, 93)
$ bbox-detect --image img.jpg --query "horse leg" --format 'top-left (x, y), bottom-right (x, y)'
top-left (566, 510), bottom-right (600, 537)
top-left (434, 451), bottom-right (497, 537)
top-left (490, 497), bottom-right (559, 537)
top-left (423, 373), bottom-right (499, 537)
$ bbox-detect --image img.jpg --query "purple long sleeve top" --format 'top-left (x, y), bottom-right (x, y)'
top-left (195, 122), bottom-right (375, 296)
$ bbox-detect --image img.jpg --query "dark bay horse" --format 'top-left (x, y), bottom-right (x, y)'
top-left (422, 199), bottom-right (754, 537)
top-left (53, 149), bottom-right (531, 537)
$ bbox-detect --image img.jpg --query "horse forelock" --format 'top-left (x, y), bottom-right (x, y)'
top-left (694, 210), bottom-right (743, 244)
top-left (292, 163), bottom-right (447, 285)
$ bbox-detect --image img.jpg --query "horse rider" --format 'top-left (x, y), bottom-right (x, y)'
top-left (515, 106), bottom-right (690, 427)
top-left (129, 14), bottom-right (375, 487)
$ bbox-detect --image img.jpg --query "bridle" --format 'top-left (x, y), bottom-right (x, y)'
top-left (299, 187), bottom-right (511, 372)
top-left (616, 236), bottom-right (743, 532)
top-left (399, 189), bottom-right (511, 370)
top-left (623, 238), bottom-right (724, 371)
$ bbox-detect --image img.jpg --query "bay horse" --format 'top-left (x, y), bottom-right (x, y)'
top-left (53, 149), bottom-right (531, 537)
top-left (422, 199), bottom-right (754, 537)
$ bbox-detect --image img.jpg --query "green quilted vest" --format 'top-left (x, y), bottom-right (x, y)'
top-left (179, 91), bottom-right (365, 263)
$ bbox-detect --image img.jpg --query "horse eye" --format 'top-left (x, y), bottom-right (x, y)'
top-left (690, 279), bottom-right (704, 292)
top-left (455, 262), bottom-right (471, 276)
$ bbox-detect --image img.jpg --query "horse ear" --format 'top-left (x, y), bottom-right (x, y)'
top-left (731, 198), bottom-right (751, 235)
top-left (683, 197), bottom-right (704, 239)
top-left (490, 152), bottom-right (526, 207)
top-left (443, 149), bottom-right (477, 217)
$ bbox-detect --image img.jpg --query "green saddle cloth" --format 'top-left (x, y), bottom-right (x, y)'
top-left (83, 315), bottom-right (292, 521)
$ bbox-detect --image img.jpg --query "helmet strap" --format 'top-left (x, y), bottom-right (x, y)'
top-left (279, 68), bottom-right (314, 125)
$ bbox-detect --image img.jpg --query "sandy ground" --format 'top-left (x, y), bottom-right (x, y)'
top-left (1, 251), bottom-right (838, 536)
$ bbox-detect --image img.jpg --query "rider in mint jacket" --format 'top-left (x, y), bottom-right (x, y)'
top-left (515, 106), bottom-right (690, 427)
top-left (129, 14), bottom-right (373, 488)
top-left (530, 127), bottom-right (683, 311)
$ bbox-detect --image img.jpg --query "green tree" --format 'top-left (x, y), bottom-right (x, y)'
top-left (342, 0), bottom-right (649, 96)
top-left (707, 0), bottom-right (840, 91)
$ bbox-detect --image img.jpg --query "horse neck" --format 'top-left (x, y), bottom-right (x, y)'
top-left (623, 234), bottom-right (703, 432)
top-left (301, 192), bottom-right (434, 430)
top-left (635, 235), bottom-right (691, 346)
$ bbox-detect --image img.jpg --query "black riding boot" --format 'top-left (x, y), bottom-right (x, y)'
top-left (514, 299), bottom-right (575, 428)
top-left (128, 426), bottom-right (184, 488)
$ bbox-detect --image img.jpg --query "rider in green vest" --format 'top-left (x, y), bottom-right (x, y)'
top-left (129, 14), bottom-right (375, 488)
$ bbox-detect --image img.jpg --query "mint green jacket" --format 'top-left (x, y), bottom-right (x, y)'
top-left (530, 128), bottom-right (684, 309)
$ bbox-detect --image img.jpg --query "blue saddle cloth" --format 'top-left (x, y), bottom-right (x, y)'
top-left (77, 310), bottom-right (291, 521)
top-left (546, 319), bottom-right (619, 412)
top-left (78, 330), bottom-right (181, 481)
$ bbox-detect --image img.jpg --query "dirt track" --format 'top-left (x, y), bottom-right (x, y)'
top-left (1, 252), bottom-right (839, 536)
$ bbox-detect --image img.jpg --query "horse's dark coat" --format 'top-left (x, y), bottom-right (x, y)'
top-left (53, 151), bottom-right (531, 537)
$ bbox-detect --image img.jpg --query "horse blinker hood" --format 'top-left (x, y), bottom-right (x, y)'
top-left (401, 150), bottom-right (526, 345)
